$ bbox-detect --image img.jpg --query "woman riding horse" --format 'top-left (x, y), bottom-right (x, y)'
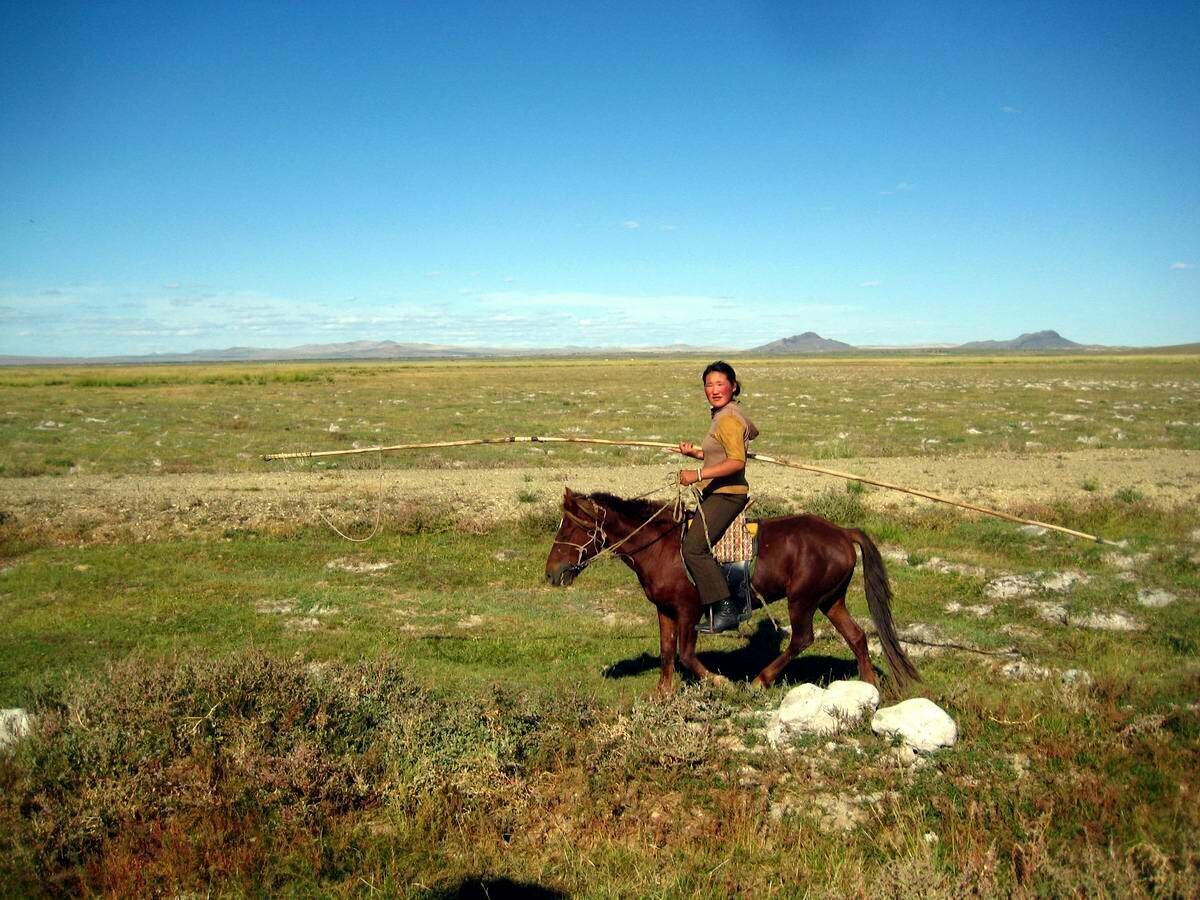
top-left (676, 361), bottom-right (758, 633)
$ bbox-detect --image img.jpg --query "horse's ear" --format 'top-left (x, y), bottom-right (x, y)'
top-left (563, 487), bottom-right (576, 507)
top-left (577, 497), bottom-right (598, 517)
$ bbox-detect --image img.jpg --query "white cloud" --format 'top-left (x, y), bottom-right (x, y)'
top-left (860, 280), bottom-right (881, 288)
top-left (621, 220), bottom-right (641, 229)
top-left (1170, 261), bottom-right (1193, 270)
top-left (657, 223), bottom-right (677, 231)
top-left (1001, 105), bottom-right (1020, 114)
top-left (879, 182), bottom-right (913, 196)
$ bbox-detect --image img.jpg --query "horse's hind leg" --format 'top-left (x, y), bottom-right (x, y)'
top-left (752, 602), bottom-right (816, 689)
top-left (822, 593), bottom-right (879, 688)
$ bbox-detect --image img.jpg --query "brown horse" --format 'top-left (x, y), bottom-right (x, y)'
top-left (545, 489), bottom-right (920, 694)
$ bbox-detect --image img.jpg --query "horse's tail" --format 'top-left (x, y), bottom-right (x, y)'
top-left (849, 528), bottom-right (921, 692)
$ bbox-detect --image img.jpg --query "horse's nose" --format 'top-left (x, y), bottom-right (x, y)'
top-left (545, 565), bottom-right (571, 587)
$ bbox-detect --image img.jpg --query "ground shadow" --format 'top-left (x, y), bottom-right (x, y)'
top-left (601, 619), bottom-right (874, 687)
top-left (428, 876), bottom-right (568, 899)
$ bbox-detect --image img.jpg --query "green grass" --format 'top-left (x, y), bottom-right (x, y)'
top-left (1, 354), bottom-right (1198, 894)
top-left (1, 492), bottom-right (1197, 894)
top-left (1, 353), bottom-right (1197, 477)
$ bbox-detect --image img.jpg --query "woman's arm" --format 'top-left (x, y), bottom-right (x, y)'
top-left (678, 457), bottom-right (743, 486)
top-left (676, 441), bottom-right (704, 460)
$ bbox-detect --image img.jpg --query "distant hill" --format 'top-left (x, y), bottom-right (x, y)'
top-left (958, 330), bottom-right (1087, 351)
top-left (0, 339), bottom-right (721, 366)
top-left (748, 332), bottom-right (855, 353)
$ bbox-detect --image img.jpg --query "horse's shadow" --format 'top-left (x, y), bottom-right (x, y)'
top-left (602, 618), bottom-right (867, 687)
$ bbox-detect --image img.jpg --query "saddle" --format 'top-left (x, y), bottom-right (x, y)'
top-left (684, 504), bottom-right (759, 605)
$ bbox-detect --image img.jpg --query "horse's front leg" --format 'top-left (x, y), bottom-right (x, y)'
top-left (655, 608), bottom-right (678, 694)
top-left (676, 602), bottom-right (729, 686)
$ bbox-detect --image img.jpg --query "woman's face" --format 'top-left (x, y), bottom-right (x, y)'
top-left (704, 372), bottom-right (735, 410)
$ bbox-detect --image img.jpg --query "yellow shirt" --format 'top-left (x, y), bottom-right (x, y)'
top-left (699, 402), bottom-right (758, 495)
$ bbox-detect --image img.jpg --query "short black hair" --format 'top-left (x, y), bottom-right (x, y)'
top-left (701, 360), bottom-right (740, 398)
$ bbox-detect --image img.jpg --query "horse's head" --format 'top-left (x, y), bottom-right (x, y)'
top-left (545, 488), bottom-right (608, 587)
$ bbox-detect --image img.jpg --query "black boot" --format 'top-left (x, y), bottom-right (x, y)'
top-left (697, 597), bottom-right (745, 634)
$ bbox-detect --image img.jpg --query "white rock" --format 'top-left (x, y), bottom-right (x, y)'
top-left (325, 558), bottom-right (393, 573)
top-left (1103, 552), bottom-right (1152, 570)
top-left (1060, 668), bottom-right (1093, 687)
top-left (1029, 601), bottom-right (1069, 624)
top-left (986, 574), bottom-right (1040, 600)
top-left (945, 601), bottom-right (993, 617)
top-left (1041, 571), bottom-right (1088, 592)
top-left (1190, 529), bottom-right (1200, 543)
top-left (871, 698), bottom-right (957, 753)
top-left (1018, 525), bottom-right (1048, 536)
top-left (766, 681), bottom-right (880, 747)
top-left (0, 708), bottom-right (32, 748)
top-left (1001, 660), bottom-right (1052, 680)
top-left (1137, 588), bottom-right (1176, 608)
top-left (919, 557), bottom-right (987, 578)
top-left (1075, 611), bottom-right (1144, 631)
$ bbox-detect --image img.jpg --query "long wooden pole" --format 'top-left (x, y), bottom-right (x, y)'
top-left (263, 435), bottom-right (1109, 543)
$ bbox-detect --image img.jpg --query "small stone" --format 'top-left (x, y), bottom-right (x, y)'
top-left (1074, 611), bottom-right (1144, 631)
top-left (924, 831), bottom-right (940, 844)
top-left (884, 743), bottom-right (929, 769)
top-left (871, 698), bottom-right (957, 753)
top-left (986, 574), bottom-right (1040, 600)
top-left (1190, 529), bottom-right (1200, 543)
top-left (919, 557), bottom-right (987, 578)
top-left (327, 424), bottom-right (341, 433)
top-left (1103, 552), bottom-right (1151, 570)
top-left (1010, 753), bottom-right (1030, 780)
top-left (285, 617), bottom-right (322, 631)
top-left (1137, 588), bottom-right (1176, 608)
top-left (1060, 668), bottom-right (1093, 687)
top-left (492, 549), bottom-right (519, 562)
top-left (1018, 525), bottom-right (1048, 536)
top-left (1001, 660), bottom-right (1052, 680)
top-left (1041, 571), bottom-right (1088, 592)
top-left (945, 601), bottom-right (993, 617)
top-left (0, 709), bottom-right (32, 748)
top-left (325, 558), bottom-right (393, 573)
top-left (1029, 601), bottom-right (1069, 624)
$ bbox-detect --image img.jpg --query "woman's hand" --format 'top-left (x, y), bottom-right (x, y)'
top-left (677, 441), bottom-right (704, 460)
top-left (678, 467), bottom-right (703, 486)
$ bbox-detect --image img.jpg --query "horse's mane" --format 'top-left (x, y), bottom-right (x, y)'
top-left (580, 491), bottom-right (666, 523)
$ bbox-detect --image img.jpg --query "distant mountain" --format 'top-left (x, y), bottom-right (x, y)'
top-left (748, 332), bottom-right (855, 353)
top-left (0, 339), bottom-right (722, 365)
top-left (958, 330), bottom-right (1087, 351)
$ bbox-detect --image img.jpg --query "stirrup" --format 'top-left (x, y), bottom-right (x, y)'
top-left (697, 598), bottom-right (750, 634)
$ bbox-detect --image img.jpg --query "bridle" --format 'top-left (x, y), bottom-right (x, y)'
top-left (552, 506), bottom-right (611, 576)
top-left (552, 497), bottom-right (680, 575)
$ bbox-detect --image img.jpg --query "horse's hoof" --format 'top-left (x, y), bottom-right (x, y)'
top-left (750, 677), bottom-right (769, 692)
top-left (708, 674), bottom-right (731, 689)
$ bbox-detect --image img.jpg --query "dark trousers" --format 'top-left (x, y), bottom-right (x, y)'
top-left (683, 492), bottom-right (749, 605)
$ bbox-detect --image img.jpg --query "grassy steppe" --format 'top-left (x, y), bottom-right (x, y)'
top-left (2, 354), bottom-right (1197, 477)
top-left (1, 354), bottom-right (1198, 896)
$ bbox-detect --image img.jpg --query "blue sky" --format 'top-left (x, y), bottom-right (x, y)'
top-left (1, 1), bottom-right (1197, 356)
